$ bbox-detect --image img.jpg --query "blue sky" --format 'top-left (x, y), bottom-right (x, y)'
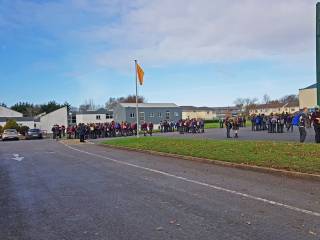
top-left (0, 0), bottom-right (317, 107)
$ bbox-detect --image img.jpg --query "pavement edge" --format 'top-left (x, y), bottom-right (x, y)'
top-left (97, 143), bottom-right (320, 181)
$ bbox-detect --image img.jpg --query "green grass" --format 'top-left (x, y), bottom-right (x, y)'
top-left (102, 137), bottom-right (320, 175)
top-left (204, 122), bottom-right (220, 129)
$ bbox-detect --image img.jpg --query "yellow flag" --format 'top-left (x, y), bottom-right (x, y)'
top-left (136, 63), bottom-right (144, 85)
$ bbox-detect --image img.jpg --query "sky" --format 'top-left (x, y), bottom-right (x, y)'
top-left (0, 0), bottom-right (318, 107)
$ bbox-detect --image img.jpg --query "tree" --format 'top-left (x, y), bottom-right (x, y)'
top-left (233, 97), bottom-right (258, 114)
top-left (0, 125), bottom-right (3, 134)
top-left (11, 102), bottom-right (37, 116)
top-left (0, 102), bottom-right (7, 108)
top-left (262, 94), bottom-right (271, 104)
top-left (19, 126), bottom-right (30, 136)
top-left (279, 94), bottom-right (299, 104)
top-left (40, 101), bottom-right (64, 114)
top-left (105, 95), bottom-right (146, 109)
top-left (79, 99), bottom-right (97, 112)
top-left (63, 102), bottom-right (71, 113)
top-left (3, 119), bottom-right (20, 131)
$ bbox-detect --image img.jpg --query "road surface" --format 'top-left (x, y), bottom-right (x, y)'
top-left (0, 139), bottom-right (319, 240)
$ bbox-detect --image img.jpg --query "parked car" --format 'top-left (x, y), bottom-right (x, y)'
top-left (25, 128), bottom-right (43, 140)
top-left (2, 129), bottom-right (19, 141)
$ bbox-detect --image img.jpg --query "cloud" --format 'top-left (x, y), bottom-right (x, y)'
top-left (1, 0), bottom-right (317, 69)
top-left (83, 0), bottom-right (317, 68)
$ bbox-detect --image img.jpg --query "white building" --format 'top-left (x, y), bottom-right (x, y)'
top-left (39, 107), bottom-right (68, 133)
top-left (0, 106), bottom-right (68, 133)
top-left (75, 108), bottom-right (114, 124)
top-left (249, 102), bottom-right (300, 115)
top-left (181, 106), bottom-right (240, 120)
top-left (0, 106), bottom-right (23, 117)
top-left (299, 83), bottom-right (318, 109)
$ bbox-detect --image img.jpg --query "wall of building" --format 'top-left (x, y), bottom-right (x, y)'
top-left (182, 110), bottom-right (216, 120)
top-left (0, 106), bottom-right (23, 118)
top-left (76, 114), bottom-right (113, 124)
top-left (299, 88), bottom-right (317, 109)
top-left (40, 107), bottom-right (68, 133)
top-left (123, 107), bottom-right (182, 124)
top-left (113, 105), bottom-right (126, 123)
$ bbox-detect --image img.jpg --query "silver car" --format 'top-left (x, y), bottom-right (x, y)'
top-left (2, 129), bottom-right (19, 141)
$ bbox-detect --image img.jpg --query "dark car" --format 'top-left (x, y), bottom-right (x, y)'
top-left (26, 129), bottom-right (43, 140)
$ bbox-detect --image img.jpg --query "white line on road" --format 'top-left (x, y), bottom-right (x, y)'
top-left (60, 142), bottom-right (320, 218)
top-left (12, 153), bottom-right (24, 161)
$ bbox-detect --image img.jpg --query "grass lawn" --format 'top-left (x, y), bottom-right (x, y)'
top-left (204, 122), bottom-right (220, 129)
top-left (102, 137), bottom-right (320, 175)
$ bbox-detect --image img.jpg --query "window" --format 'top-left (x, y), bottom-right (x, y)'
top-left (174, 112), bottom-right (179, 117)
top-left (207, 111), bottom-right (210, 114)
top-left (72, 115), bottom-right (76, 124)
top-left (291, 108), bottom-right (295, 112)
top-left (149, 112), bottom-right (154, 118)
top-left (139, 112), bottom-right (145, 121)
top-left (130, 112), bottom-right (135, 118)
top-left (106, 113), bottom-right (113, 119)
top-left (166, 111), bottom-right (170, 120)
top-left (158, 112), bottom-right (162, 118)
top-left (96, 115), bottom-right (101, 120)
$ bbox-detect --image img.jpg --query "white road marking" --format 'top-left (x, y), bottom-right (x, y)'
top-left (12, 153), bottom-right (24, 161)
top-left (60, 142), bottom-right (320, 218)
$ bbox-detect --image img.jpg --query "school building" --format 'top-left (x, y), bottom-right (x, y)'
top-left (181, 106), bottom-right (240, 120)
top-left (299, 83), bottom-right (318, 109)
top-left (113, 103), bottom-right (182, 128)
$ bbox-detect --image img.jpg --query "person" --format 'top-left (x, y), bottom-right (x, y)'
top-left (141, 122), bottom-right (148, 136)
top-left (225, 117), bottom-right (232, 138)
top-left (298, 107), bottom-right (308, 143)
top-left (148, 122), bottom-right (154, 136)
top-left (79, 124), bottom-right (86, 143)
top-left (51, 125), bottom-right (58, 139)
top-left (311, 106), bottom-right (320, 143)
top-left (233, 117), bottom-right (239, 138)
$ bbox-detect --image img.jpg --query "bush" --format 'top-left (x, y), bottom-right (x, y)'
top-left (19, 126), bottom-right (30, 136)
top-left (3, 119), bottom-right (20, 131)
top-left (0, 125), bottom-right (3, 134)
top-left (204, 119), bottom-right (219, 123)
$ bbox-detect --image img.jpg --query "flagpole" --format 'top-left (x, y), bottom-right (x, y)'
top-left (135, 60), bottom-right (139, 138)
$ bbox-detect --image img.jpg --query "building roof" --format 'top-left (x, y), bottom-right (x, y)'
top-left (0, 106), bottom-right (23, 117)
top-left (0, 117), bottom-right (40, 122)
top-left (300, 83), bottom-right (318, 90)
top-left (119, 103), bottom-right (179, 108)
top-left (250, 101), bottom-right (299, 110)
top-left (77, 108), bottom-right (112, 115)
top-left (180, 105), bottom-right (240, 111)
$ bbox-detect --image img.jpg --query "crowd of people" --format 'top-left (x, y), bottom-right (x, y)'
top-left (51, 119), bottom-right (206, 141)
top-left (248, 107), bottom-right (320, 143)
top-left (250, 113), bottom-right (297, 133)
top-left (51, 107), bottom-right (320, 144)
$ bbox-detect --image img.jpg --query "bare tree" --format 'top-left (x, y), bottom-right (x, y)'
top-left (79, 99), bottom-right (97, 112)
top-left (279, 94), bottom-right (298, 104)
top-left (106, 95), bottom-right (146, 110)
top-left (234, 97), bottom-right (258, 114)
top-left (262, 94), bottom-right (271, 104)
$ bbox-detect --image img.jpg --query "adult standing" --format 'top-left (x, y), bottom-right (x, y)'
top-left (79, 124), bottom-right (85, 143)
top-left (298, 108), bottom-right (308, 143)
top-left (226, 117), bottom-right (232, 138)
top-left (148, 122), bottom-right (153, 136)
top-left (311, 106), bottom-right (320, 143)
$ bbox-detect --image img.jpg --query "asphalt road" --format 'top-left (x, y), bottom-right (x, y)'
top-left (0, 139), bottom-right (319, 240)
